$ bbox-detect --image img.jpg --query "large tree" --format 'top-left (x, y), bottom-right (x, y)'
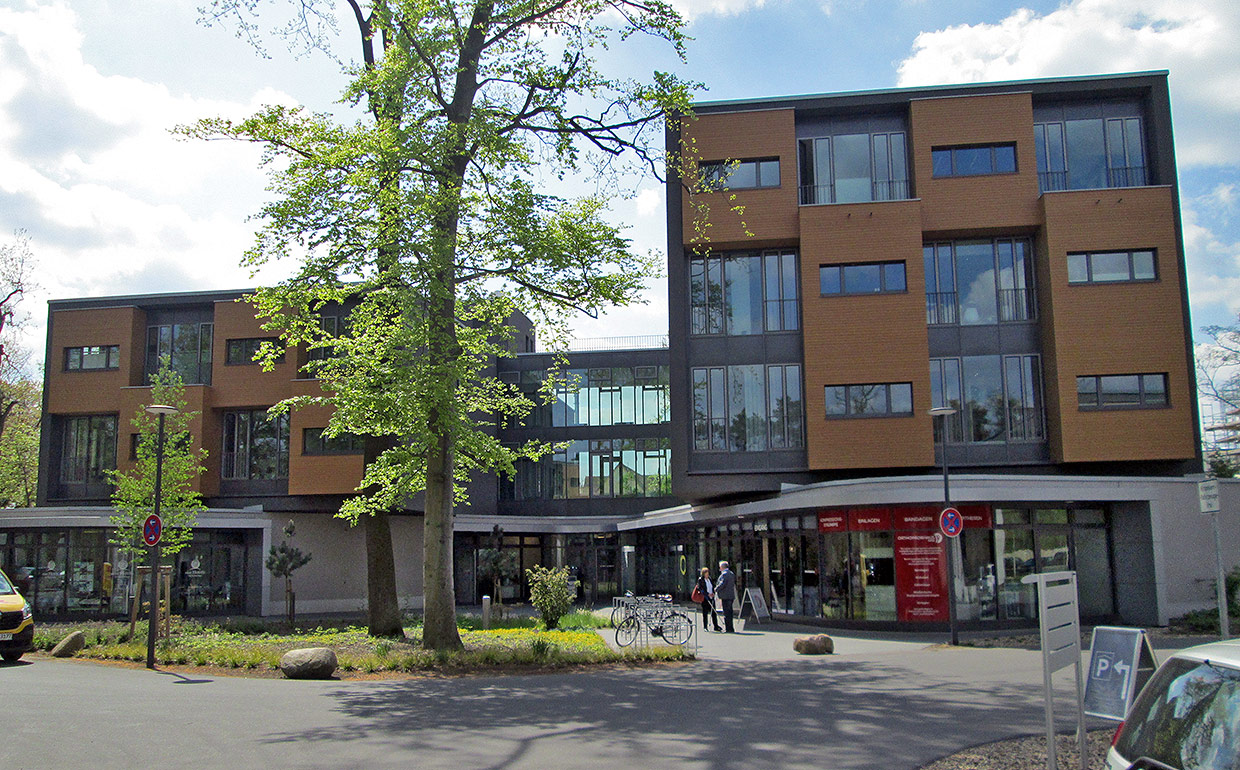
top-left (187, 0), bottom-right (694, 648)
top-left (0, 231), bottom-right (36, 448)
top-left (0, 378), bottom-right (39, 508)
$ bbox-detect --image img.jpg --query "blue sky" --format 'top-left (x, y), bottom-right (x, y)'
top-left (1, 0), bottom-right (1237, 365)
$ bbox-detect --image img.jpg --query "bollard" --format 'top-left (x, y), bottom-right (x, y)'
top-left (482, 595), bottom-right (491, 629)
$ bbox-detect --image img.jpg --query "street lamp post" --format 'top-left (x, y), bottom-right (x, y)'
top-left (929, 406), bottom-right (961, 646)
top-left (145, 404), bottom-right (178, 669)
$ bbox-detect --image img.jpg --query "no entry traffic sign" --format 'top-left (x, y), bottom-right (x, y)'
top-left (143, 514), bottom-right (163, 547)
top-left (939, 507), bottom-right (963, 538)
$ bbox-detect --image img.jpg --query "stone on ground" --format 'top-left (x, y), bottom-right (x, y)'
top-left (279, 647), bottom-right (338, 679)
top-left (51, 630), bottom-right (86, 657)
top-left (792, 634), bottom-right (834, 655)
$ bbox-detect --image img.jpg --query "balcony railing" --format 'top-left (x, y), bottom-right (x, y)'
top-left (926, 293), bottom-right (958, 325)
top-left (999, 288), bottom-right (1036, 322)
top-left (799, 179), bottom-right (911, 205)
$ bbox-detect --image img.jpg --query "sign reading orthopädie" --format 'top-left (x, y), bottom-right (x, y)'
top-left (1083, 626), bottom-right (1159, 721)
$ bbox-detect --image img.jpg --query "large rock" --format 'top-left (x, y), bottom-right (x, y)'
top-left (51, 630), bottom-right (86, 658)
top-left (792, 634), bottom-right (834, 655)
top-left (279, 647), bottom-right (338, 679)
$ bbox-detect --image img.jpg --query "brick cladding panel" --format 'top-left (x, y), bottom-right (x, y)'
top-left (910, 93), bottom-right (1042, 235)
top-left (681, 110), bottom-right (800, 248)
top-left (799, 200), bottom-right (934, 469)
top-left (46, 307), bottom-right (143, 414)
top-left (1040, 186), bottom-right (1195, 462)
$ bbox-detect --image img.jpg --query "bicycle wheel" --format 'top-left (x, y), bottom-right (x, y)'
top-left (661, 612), bottom-right (693, 645)
top-left (610, 604), bottom-right (627, 627)
top-left (615, 616), bottom-right (641, 647)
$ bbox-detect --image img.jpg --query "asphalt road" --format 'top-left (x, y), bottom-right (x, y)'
top-left (4, 631), bottom-right (1114, 770)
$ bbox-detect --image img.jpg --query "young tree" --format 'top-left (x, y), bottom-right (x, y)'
top-left (186, 0), bottom-right (694, 648)
top-left (0, 379), bottom-right (40, 508)
top-left (266, 520), bottom-right (313, 626)
top-left (110, 368), bottom-right (208, 559)
top-left (0, 231), bottom-right (36, 447)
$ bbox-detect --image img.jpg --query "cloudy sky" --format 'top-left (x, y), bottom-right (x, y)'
top-left (1, 0), bottom-right (1237, 369)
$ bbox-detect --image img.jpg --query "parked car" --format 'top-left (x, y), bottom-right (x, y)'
top-left (1105, 638), bottom-right (1240, 769)
top-left (0, 567), bottom-right (34, 662)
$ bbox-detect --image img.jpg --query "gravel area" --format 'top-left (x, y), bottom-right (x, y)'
top-left (919, 728), bottom-right (1113, 770)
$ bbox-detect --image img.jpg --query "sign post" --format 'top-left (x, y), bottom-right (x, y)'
top-left (1199, 478), bottom-right (1231, 640)
top-left (1022, 571), bottom-right (1087, 770)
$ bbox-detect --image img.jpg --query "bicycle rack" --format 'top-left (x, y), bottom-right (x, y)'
top-left (612, 594), bottom-right (697, 654)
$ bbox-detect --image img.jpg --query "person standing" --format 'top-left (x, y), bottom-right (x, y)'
top-left (715, 560), bottom-right (737, 633)
top-left (693, 567), bottom-right (721, 631)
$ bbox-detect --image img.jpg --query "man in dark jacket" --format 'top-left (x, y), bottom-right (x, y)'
top-left (715, 561), bottom-right (737, 633)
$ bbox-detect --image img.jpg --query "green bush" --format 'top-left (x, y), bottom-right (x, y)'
top-left (526, 564), bottom-right (574, 630)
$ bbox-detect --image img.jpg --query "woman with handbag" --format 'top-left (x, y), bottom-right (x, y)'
top-left (692, 567), bottom-right (722, 632)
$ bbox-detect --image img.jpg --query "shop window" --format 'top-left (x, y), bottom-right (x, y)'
top-left (65, 345), bottom-right (119, 371)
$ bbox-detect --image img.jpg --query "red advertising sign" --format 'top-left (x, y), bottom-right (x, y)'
top-left (895, 532), bottom-right (949, 622)
top-left (892, 505), bottom-right (940, 530)
top-left (959, 505), bottom-right (992, 529)
top-left (817, 511), bottom-right (846, 533)
top-left (848, 508), bottom-right (892, 531)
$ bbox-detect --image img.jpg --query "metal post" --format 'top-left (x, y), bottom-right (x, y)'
top-left (1215, 511), bottom-right (1231, 640)
top-left (931, 407), bottom-right (960, 646)
top-left (146, 411), bottom-right (167, 670)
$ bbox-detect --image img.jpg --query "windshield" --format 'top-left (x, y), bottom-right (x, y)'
top-left (1116, 657), bottom-right (1240, 770)
top-left (0, 571), bottom-right (14, 595)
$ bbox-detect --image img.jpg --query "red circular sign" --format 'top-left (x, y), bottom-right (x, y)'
top-left (939, 507), bottom-right (963, 538)
top-left (143, 514), bottom-right (163, 546)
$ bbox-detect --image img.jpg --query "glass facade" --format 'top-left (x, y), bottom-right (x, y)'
top-left (518, 366), bottom-right (670, 428)
top-left (929, 355), bottom-right (1044, 444)
top-left (60, 415), bottom-right (117, 485)
top-left (692, 364), bottom-right (804, 452)
top-left (689, 251), bottom-right (799, 336)
top-left (1035, 116), bottom-right (1146, 192)
top-left (924, 238), bottom-right (1036, 325)
top-left (500, 437), bottom-right (671, 502)
top-left (147, 322), bottom-right (213, 385)
top-left (798, 132), bottom-right (910, 204)
top-left (222, 409), bottom-right (290, 480)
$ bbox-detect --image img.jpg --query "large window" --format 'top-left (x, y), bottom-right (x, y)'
top-left (689, 250), bottom-right (799, 336)
top-left (820, 261), bottom-right (906, 296)
top-left (798, 132), bottom-right (909, 204)
top-left (147, 322), bottom-right (213, 385)
top-left (519, 366), bottom-right (670, 428)
top-left (60, 415), bottom-right (117, 484)
top-left (824, 383), bottom-right (913, 418)
top-left (1035, 114), bottom-right (1146, 192)
top-left (699, 158), bottom-right (780, 190)
top-left (1067, 249), bottom-right (1157, 284)
top-left (924, 238), bottom-right (1035, 325)
top-left (692, 364), bottom-right (803, 452)
top-left (930, 355), bottom-right (1044, 443)
top-left (226, 337), bottom-right (284, 365)
top-left (302, 427), bottom-right (363, 455)
top-left (1076, 374), bottom-right (1168, 409)
top-left (222, 410), bottom-right (289, 480)
top-left (499, 438), bottom-right (671, 502)
top-left (65, 345), bottom-right (119, 371)
top-left (931, 144), bottom-right (1017, 177)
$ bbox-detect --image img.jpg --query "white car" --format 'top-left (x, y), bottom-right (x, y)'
top-left (1105, 638), bottom-right (1240, 770)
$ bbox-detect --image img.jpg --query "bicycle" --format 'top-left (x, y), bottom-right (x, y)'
top-left (614, 594), bottom-right (692, 647)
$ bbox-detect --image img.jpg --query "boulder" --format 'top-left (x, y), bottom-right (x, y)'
top-left (279, 647), bottom-right (338, 679)
top-left (792, 634), bottom-right (834, 655)
top-left (51, 630), bottom-right (86, 658)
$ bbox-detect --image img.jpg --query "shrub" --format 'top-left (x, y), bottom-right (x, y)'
top-left (526, 564), bottom-right (574, 630)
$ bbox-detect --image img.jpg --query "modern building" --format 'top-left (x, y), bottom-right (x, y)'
top-left (640, 70), bottom-right (1227, 629)
top-left (4, 71), bottom-right (1235, 632)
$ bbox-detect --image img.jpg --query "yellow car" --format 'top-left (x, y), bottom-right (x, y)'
top-left (0, 568), bottom-right (34, 663)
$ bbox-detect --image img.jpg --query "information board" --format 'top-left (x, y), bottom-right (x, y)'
top-left (739, 587), bottom-right (771, 623)
top-left (1083, 626), bottom-right (1159, 721)
top-left (894, 532), bottom-right (948, 622)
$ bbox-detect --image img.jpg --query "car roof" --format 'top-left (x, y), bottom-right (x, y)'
top-left (1168, 639), bottom-right (1240, 668)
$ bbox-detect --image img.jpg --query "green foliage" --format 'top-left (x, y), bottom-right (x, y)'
top-left (1208, 454), bottom-right (1239, 479)
top-left (526, 564), bottom-right (574, 630)
top-left (0, 378), bottom-right (38, 507)
top-left (266, 520), bottom-right (313, 625)
top-left (476, 547), bottom-right (519, 601)
top-left (109, 367), bottom-right (207, 558)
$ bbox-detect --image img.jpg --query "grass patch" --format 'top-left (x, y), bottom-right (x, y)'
top-left (33, 614), bottom-right (692, 675)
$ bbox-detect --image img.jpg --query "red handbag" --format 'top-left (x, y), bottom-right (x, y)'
top-left (691, 585), bottom-right (705, 603)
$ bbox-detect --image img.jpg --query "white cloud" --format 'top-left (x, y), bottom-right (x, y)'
top-left (896, 0), bottom-right (1240, 167)
top-left (1183, 193), bottom-right (1240, 325)
top-left (670, 0), bottom-right (770, 21)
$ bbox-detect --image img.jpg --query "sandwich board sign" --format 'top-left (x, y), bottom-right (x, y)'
top-left (739, 587), bottom-right (771, 623)
top-left (1083, 626), bottom-right (1159, 721)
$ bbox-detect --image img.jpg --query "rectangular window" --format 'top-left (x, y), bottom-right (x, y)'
top-left (931, 355), bottom-right (1044, 443)
top-left (699, 158), bottom-right (780, 190)
top-left (508, 437), bottom-right (671, 502)
top-left (222, 409), bottom-right (289, 480)
top-left (1035, 116), bottom-right (1146, 192)
top-left (824, 382), bottom-right (913, 418)
top-left (798, 132), bottom-right (909, 205)
top-left (302, 427), bottom-right (363, 455)
top-left (541, 366), bottom-right (670, 428)
top-left (689, 251), bottom-right (799, 336)
top-left (931, 144), bottom-right (1017, 177)
top-left (820, 261), bottom-right (906, 296)
top-left (1066, 249), bottom-right (1157, 284)
top-left (60, 415), bottom-right (117, 484)
top-left (924, 238), bottom-right (1035, 325)
top-left (226, 337), bottom-right (285, 365)
top-left (1076, 373), bottom-right (1169, 409)
top-left (65, 345), bottom-right (120, 371)
top-left (692, 364), bottom-right (803, 452)
top-left (146, 322), bottom-right (213, 385)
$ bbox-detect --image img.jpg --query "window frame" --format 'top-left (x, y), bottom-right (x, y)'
top-left (823, 382), bottom-right (914, 419)
top-left (819, 261), bottom-right (907, 297)
top-left (930, 143), bottom-right (1018, 178)
top-left (221, 409), bottom-right (290, 480)
top-left (1066, 249), bottom-right (1158, 285)
top-left (302, 427), bottom-right (364, 455)
top-left (1076, 373), bottom-right (1169, 410)
top-left (64, 345), bottom-right (120, 372)
top-left (689, 250), bottom-right (800, 337)
top-left (225, 337), bottom-right (286, 366)
top-left (698, 158), bottom-right (781, 191)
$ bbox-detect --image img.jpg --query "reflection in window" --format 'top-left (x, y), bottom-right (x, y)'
top-left (226, 337), bottom-right (285, 365)
top-left (690, 251), bottom-right (799, 335)
top-left (222, 409), bottom-right (289, 480)
top-left (147, 322), bottom-right (213, 385)
top-left (61, 415), bottom-right (117, 484)
top-left (522, 366), bottom-right (670, 428)
top-left (499, 438), bottom-right (671, 502)
top-left (65, 345), bottom-right (120, 371)
top-left (699, 158), bottom-right (780, 190)
top-left (798, 132), bottom-right (909, 205)
top-left (1076, 373), bottom-right (1168, 409)
top-left (1114, 658), bottom-right (1240, 769)
top-left (924, 238), bottom-right (1035, 325)
top-left (302, 427), bottom-right (363, 455)
top-left (1035, 116), bottom-right (1146, 192)
top-left (931, 355), bottom-right (1044, 443)
top-left (931, 144), bottom-right (1017, 177)
top-left (692, 364), bottom-right (803, 452)
top-left (1067, 249), bottom-right (1157, 284)
top-left (820, 262), bottom-right (906, 296)
top-left (824, 382), bottom-right (912, 417)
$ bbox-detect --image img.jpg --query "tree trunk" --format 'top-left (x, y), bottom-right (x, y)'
top-left (364, 508), bottom-right (404, 637)
top-left (421, 423), bottom-right (463, 650)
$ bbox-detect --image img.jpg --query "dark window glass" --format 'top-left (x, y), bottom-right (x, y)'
top-left (1142, 374), bottom-right (1167, 405)
top-left (147, 322), bottom-right (212, 385)
top-left (931, 149), bottom-right (953, 177)
top-left (1067, 249), bottom-right (1158, 284)
top-left (65, 345), bottom-right (119, 371)
top-left (691, 251), bottom-right (799, 336)
top-left (1077, 373), bottom-right (1168, 409)
top-left (825, 383), bottom-right (912, 418)
top-left (1132, 250), bottom-right (1156, 280)
top-left (222, 409), bottom-right (288, 480)
top-left (933, 355), bottom-right (1043, 443)
top-left (700, 159), bottom-right (779, 190)
top-left (994, 145), bottom-right (1017, 173)
top-left (820, 265), bottom-right (841, 295)
top-left (843, 264), bottom-right (882, 294)
top-left (820, 261), bottom-right (905, 296)
top-left (226, 337), bottom-right (284, 365)
top-left (60, 415), bottom-right (117, 484)
top-left (889, 383), bottom-right (913, 414)
top-left (932, 144), bottom-right (1018, 177)
top-left (884, 262), bottom-right (906, 292)
top-left (954, 147), bottom-right (991, 175)
top-left (303, 428), bottom-right (363, 455)
top-left (825, 385), bottom-right (848, 416)
top-left (692, 364), bottom-right (802, 452)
